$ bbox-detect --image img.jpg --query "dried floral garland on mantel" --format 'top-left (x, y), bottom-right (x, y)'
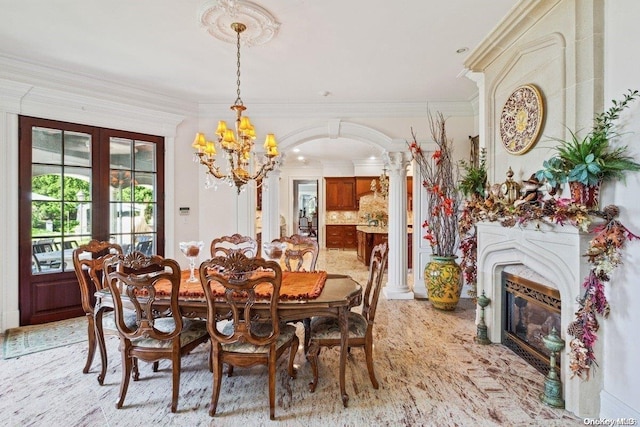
top-left (458, 198), bottom-right (639, 379)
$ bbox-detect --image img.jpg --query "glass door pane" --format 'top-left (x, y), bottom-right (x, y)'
top-left (31, 128), bottom-right (92, 274)
top-left (109, 137), bottom-right (157, 255)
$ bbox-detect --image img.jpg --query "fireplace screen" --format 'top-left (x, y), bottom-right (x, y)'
top-left (502, 272), bottom-right (561, 375)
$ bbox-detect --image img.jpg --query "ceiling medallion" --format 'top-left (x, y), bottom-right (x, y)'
top-left (499, 84), bottom-right (545, 155)
top-left (198, 0), bottom-right (280, 46)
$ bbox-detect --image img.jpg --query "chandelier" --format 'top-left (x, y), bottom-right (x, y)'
top-left (192, 22), bottom-right (279, 194)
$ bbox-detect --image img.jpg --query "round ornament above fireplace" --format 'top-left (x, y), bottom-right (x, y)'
top-left (499, 84), bottom-right (544, 155)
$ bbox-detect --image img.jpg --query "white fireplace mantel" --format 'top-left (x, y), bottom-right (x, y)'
top-left (476, 221), bottom-right (602, 418)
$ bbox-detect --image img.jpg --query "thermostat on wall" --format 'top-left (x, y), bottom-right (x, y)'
top-left (179, 207), bottom-right (190, 215)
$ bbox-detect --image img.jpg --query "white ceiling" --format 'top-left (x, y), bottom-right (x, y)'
top-left (0, 0), bottom-right (517, 163)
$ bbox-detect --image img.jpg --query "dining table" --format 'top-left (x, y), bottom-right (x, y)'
top-left (94, 269), bottom-right (362, 407)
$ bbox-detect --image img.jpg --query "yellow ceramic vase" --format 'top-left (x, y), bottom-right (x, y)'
top-left (424, 255), bottom-right (463, 311)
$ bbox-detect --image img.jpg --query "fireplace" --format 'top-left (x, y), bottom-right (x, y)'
top-left (476, 221), bottom-right (602, 418)
top-left (502, 270), bottom-right (561, 375)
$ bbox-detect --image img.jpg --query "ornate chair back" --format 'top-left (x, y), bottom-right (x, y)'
top-left (210, 233), bottom-right (258, 258)
top-left (72, 239), bottom-right (123, 380)
top-left (361, 241), bottom-right (389, 327)
top-left (200, 253), bottom-right (282, 348)
top-left (271, 234), bottom-right (319, 272)
top-left (104, 252), bottom-right (183, 342)
top-left (73, 240), bottom-right (123, 316)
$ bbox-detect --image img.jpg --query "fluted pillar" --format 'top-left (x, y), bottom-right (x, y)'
top-left (383, 151), bottom-right (414, 299)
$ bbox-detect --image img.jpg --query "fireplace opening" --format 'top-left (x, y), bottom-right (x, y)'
top-left (502, 271), bottom-right (561, 375)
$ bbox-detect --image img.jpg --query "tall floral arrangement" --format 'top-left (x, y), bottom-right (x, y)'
top-left (408, 112), bottom-right (460, 257)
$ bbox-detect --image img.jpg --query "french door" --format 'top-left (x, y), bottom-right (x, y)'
top-left (18, 116), bottom-right (165, 325)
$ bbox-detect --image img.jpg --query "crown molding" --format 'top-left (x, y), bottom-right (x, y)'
top-left (0, 54), bottom-right (477, 123)
top-left (0, 54), bottom-right (197, 117)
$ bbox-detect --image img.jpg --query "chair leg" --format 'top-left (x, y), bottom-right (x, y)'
top-left (365, 338), bottom-right (378, 389)
top-left (116, 351), bottom-right (132, 409)
top-left (95, 318), bottom-right (108, 385)
top-left (227, 364), bottom-right (234, 377)
top-left (83, 315), bottom-right (96, 374)
top-left (171, 357), bottom-right (180, 413)
top-left (153, 361), bottom-right (160, 372)
top-left (307, 341), bottom-right (320, 392)
top-left (268, 353), bottom-right (276, 420)
top-left (303, 318), bottom-right (311, 356)
top-left (288, 336), bottom-right (299, 379)
top-left (209, 353), bottom-right (223, 417)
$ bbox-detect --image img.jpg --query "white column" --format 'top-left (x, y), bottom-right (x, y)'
top-left (383, 151), bottom-right (414, 299)
top-left (235, 184), bottom-right (254, 236)
top-left (260, 169), bottom-right (281, 245)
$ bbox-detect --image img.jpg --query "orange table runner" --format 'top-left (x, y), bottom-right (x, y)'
top-left (153, 270), bottom-right (328, 301)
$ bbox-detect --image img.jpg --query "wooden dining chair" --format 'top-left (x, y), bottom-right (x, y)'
top-left (271, 234), bottom-right (319, 272)
top-left (72, 239), bottom-right (128, 384)
top-left (199, 253), bottom-right (298, 420)
top-left (307, 241), bottom-right (388, 393)
top-left (269, 234), bottom-right (320, 352)
top-left (210, 233), bottom-right (258, 258)
top-left (104, 252), bottom-right (209, 413)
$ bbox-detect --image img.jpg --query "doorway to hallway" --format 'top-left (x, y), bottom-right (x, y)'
top-left (293, 179), bottom-right (318, 241)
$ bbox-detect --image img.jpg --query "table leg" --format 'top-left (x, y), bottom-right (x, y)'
top-left (339, 306), bottom-right (349, 407)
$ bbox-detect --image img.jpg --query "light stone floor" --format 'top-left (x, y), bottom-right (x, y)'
top-left (0, 249), bottom-right (582, 426)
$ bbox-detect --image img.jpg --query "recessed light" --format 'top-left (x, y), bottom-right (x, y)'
top-left (370, 156), bottom-right (377, 160)
top-left (318, 90), bottom-right (331, 97)
top-left (456, 47), bottom-right (469, 54)
top-left (297, 156), bottom-right (305, 161)
top-left (293, 148), bottom-right (300, 153)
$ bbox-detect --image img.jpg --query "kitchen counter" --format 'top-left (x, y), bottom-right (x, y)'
top-left (356, 227), bottom-right (413, 267)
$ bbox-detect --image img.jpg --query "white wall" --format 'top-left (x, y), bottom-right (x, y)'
top-left (601, 0), bottom-right (640, 418)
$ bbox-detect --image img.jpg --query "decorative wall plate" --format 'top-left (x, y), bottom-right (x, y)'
top-left (499, 84), bottom-right (544, 155)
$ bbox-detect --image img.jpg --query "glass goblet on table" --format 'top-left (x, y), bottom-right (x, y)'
top-left (179, 241), bottom-right (204, 283)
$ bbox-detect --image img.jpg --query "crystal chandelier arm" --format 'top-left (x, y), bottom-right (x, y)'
top-left (196, 153), bottom-right (226, 179)
top-left (247, 157), bottom-right (278, 182)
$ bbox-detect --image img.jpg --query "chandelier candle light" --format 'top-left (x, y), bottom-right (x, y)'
top-left (192, 22), bottom-right (279, 194)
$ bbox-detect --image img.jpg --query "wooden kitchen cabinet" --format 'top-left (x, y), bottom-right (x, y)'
top-left (355, 176), bottom-right (376, 206)
top-left (325, 177), bottom-right (357, 211)
top-left (326, 225), bottom-right (357, 249)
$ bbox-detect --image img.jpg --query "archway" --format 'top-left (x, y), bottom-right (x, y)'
top-left (265, 119), bottom-right (414, 299)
